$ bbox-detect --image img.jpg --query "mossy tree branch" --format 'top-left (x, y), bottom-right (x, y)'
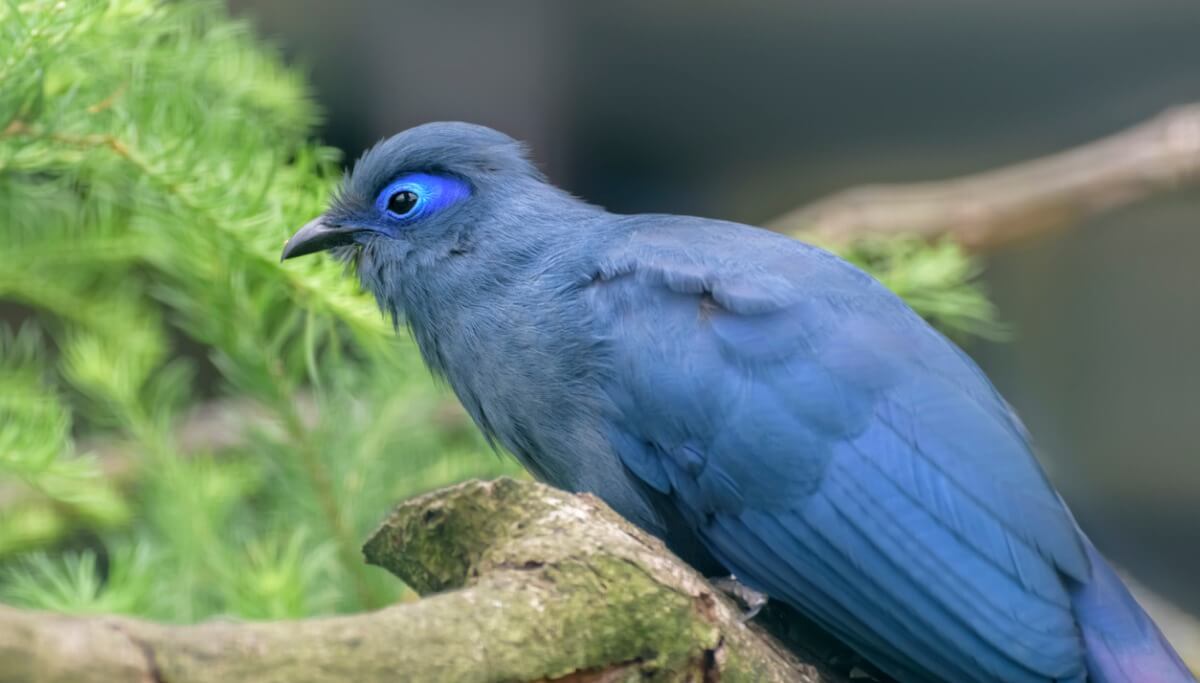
top-left (0, 479), bottom-right (833, 683)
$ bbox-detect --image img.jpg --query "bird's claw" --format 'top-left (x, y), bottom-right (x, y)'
top-left (710, 575), bottom-right (769, 622)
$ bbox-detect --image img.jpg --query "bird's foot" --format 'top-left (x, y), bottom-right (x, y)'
top-left (710, 575), bottom-right (769, 622)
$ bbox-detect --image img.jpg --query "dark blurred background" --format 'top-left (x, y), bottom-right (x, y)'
top-left (229, 0), bottom-right (1200, 610)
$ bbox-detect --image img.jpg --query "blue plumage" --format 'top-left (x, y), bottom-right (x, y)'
top-left (283, 122), bottom-right (1194, 683)
top-left (373, 172), bottom-right (471, 221)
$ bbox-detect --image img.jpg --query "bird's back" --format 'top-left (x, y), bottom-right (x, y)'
top-left (542, 214), bottom-right (1191, 682)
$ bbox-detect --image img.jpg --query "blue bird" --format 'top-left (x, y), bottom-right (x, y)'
top-left (283, 122), bottom-right (1194, 683)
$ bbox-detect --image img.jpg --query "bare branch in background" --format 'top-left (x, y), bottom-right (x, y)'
top-left (771, 104), bottom-right (1200, 249)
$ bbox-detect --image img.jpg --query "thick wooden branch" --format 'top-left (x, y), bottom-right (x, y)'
top-left (770, 103), bottom-right (1200, 249)
top-left (0, 479), bottom-right (830, 683)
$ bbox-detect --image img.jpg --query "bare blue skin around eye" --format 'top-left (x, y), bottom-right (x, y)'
top-left (374, 172), bottom-right (472, 222)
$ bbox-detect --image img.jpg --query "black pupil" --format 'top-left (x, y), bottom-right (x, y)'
top-left (387, 190), bottom-right (418, 215)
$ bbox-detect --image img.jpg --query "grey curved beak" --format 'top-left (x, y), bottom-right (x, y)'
top-left (281, 217), bottom-right (357, 261)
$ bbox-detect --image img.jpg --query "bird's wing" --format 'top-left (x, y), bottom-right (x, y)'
top-left (586, 217), bottom-right (1090, 683)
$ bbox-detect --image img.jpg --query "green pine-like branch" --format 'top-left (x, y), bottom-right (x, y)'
top-left (0, 0), bottom-right (520, 621)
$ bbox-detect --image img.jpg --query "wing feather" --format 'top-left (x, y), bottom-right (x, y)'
top-left (590, 218), bottom-right (1091, 682)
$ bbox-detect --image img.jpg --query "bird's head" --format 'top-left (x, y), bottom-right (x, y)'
top-left (282, 121), bottom-right (561, 320)
top-left (282, 121), bottom-right (547, 262)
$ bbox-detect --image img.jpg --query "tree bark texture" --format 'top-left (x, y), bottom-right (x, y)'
top-left (0, 478), bottom-right (831, 682)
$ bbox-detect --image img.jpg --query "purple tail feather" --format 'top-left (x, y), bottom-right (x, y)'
top-left (1072, 536), bottom-right (1196, 682)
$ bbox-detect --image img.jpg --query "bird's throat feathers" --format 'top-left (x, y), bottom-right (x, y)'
top-left (351, 201), bottom-right (606, 378)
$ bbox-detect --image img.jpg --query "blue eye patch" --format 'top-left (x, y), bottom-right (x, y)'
top-left (373, 172), bottom-right (471, 222)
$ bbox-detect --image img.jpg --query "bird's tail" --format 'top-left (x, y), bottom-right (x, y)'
top-left (1071, 535), bottom-right (1196, 682)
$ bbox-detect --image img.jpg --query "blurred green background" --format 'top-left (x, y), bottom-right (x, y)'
top-left (0, 0), bottom-right (525, 619)
top-left (0, 0), bottom-right (1196, 633)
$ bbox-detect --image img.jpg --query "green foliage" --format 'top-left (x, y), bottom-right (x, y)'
top-left (0, 0), bottom-right (1001, 622)
top-left (827, 237), bottom-right (1007, 341)
top-left (0, 325), bottom-right (129, 555)
top-left (0, 543), bottom-right (159, 616)
top-left (0, 0), bottom-right (520, 621)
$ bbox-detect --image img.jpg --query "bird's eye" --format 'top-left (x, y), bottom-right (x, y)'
top-left (373, 173), bottom-right (470, 222)
top-left (386, 190), bottom-right (419, 217)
